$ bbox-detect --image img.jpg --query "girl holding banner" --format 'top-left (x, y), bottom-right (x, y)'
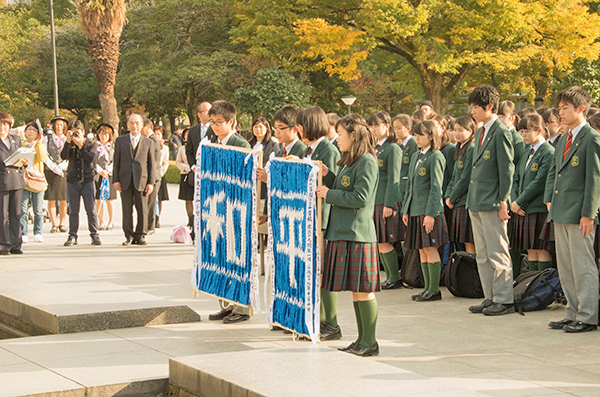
top-left (317, 114), bottom-right (380, 357)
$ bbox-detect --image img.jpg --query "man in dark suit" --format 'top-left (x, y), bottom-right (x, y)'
top-left (113, 113), bottom-right (156, 246)
top-left (0, 112), bottom-right (26, 255)
top-left (141, 118), bottom-right (162, 234)
top-left (186, 101), bottom-right (216, 176)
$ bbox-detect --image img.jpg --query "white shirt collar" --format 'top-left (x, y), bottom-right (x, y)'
top-left (219, 131), bottom-right (235, 145)
top-left (330, 135), bottom-right (338, 143)
top-left (286, 138), bottom-right (299, 154)
top-left (483, 115), bottom-right (498, 134)
top-left (549, 134), bottom-right (559, 144)
top-left (420, 146), bottom-right (431, 155)
top-left (377, 137), bottom-right (388, 146)
top-left (570, 120), bottom-right (587, 140)
top-left (130, 133), bottom-right (140, 143)
top-left (311, 137), bottom-right (326, 151)
top-left (531, 137), bottom-right (546, 153)
top-left (401, 135), bottom-right (412, 148)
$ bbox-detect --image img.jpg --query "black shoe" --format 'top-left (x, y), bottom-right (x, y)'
top-left (63, 237), bottom-right (77, 247)
top-left (91, 236), bottom-right (101, 246)
top-left (548, 318), bottom-right (575, 330)
top-left (223, 313), bottom-right (250, 324)
top-left (133, 237), bottom-right (148, 246)
top-left (122, 237), bottom-right (133, 246)
top-left (320, 322), bottom-right (342, 340)
top-left (564, 321), bottom-right (597, 333)
top-left (0, 250), bottom-right (10, 255)
top-left (338, 341), bottom-right (359, 352)
top-left (208, 307), bottom-right (233, 321)
top-left (412, 290), bottom-right (426, 301)
top-left (349, 342), bottom-right (379, 357)
top-left (482, 303), bottom-right (515, 316)
top-left (469, 299), bottom-right (493, 313)
top-left (381, 279), bottom-right (404, 290)
top-left (416, 290), bottom-right (442, 302)
top-left (9, 249), bottom-right (22, 255)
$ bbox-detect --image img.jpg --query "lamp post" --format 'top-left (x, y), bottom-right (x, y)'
top-left (341, 96), bottom-right (357, 115)
top-left (49, 0), bottom-right (59, 116)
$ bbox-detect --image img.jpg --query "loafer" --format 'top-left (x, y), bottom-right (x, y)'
top-left (222, 313), bottom-right (250, 324)
top-left (349, 341), bottom-right (379, 357)
top-left (381, 279), bottom-right (404, 290)
top-left (9, 249), bottom-right (23, 255)
top-left (482, 303), bottom-right (515, 316)
top-left (122, 237), bottom-right (133, 246)
top-left (416, 290), bottom-right (442, 302)
top-left (548, 318), bottom-right (575, 330)
top-left (63, 237), bottom-right (77, 247)
top-left (91, 236), bottom-right (102, 246)
top-left (412, 290), bottom-right (426, 300)
top-left (469, 299), bottom-right (493, 313)
top-left (320, 322), bottom-right (342, 340)
top-left (564, 321), bottom-right (597, 333)
top-left (208, 307), bottom-right (233, 321)
top-left (133, 237), bottom-right (148, 246)
top-left (338, 341), bottom-right (359, 352)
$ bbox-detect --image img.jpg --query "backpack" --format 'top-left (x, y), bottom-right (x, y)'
top-left (444, 251), bottom-right (484, 298)
top-left (400, 249), bottom-right (423, 288)
top-left (513, 268), bottom-right (563, 314)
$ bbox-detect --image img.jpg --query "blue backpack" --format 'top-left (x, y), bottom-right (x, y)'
top-left (513, 268), bottom-right (563, 314)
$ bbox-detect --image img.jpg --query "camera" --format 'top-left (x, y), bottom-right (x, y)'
top-left (72, 131), bottom-right (81, 138)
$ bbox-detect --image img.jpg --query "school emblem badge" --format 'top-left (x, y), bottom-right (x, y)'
top-left (571, 156), bottom-right (579, 167)
top-left (457, 160), bottom-right (464, 169)
top-left (531, 163), bottom-right (538, 172)
top-left (483, 150), bottom-right (491, 160)
top-left (341, 175), bottom-right (351, 187)
top-left (403, 156), bottom-right (409, 164)
top-left (418, 167), bottom-right (426, 176)
top-left (378, 158), bottom-right (383, 167)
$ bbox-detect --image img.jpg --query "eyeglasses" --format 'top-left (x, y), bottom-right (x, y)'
top-left (210, 119), bottom-right (228, 126)
top-left (272, 125), bottom-right (291, 132)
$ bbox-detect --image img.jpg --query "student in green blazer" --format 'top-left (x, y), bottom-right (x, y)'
top-left (326, 112), bottom-right (341, 154)
top-left (445, 116), bottom-right (476, 254)
top-left (588, 114), bottom-right (600, 266)
top-left (368, 111), bottom-right (403, 290)
top-left (509, 114), bottom-right (554, 271)
top-left (466, 85), bottom-right (515, 316)
top-left (401, 121), bottom-right (449, 302)
top-left (205, 101), bottom-right (252, 325)
top-left (433, 115), bottom-right (456, 196)
top-left (392, 114), bottom-right (417, 241)
top-left (296, 106), bottom-right (341, 341)
top-left (317, 114), bottom-right (380, 357)
top-left (544, 87), bottom-right (600, 333)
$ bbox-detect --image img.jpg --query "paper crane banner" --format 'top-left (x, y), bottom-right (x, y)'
top-left (266, 158), bottom-right (321, 343)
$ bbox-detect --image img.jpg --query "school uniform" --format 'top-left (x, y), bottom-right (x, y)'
top-left (510, 127), bottom-right (526, 169)
top-left (305, 137), bottom-right (340, 231)
top-left (544, 122), bottom-right (600, 327)
top-left (402, 148), bottom-right (449, 249)
top-left (446, 141), bottom-right (475, 244)
top-left (466, 116), bottom-right (515, 307)
top-left (396, 136), bottom-right (418, 240)
top-left (373, 138), bottom-right (402, 243)
top-left (323, 153), bottom-right (380, 293)
top-left (440, 143), bottom-right (456, 197)
top-left (274, 139), bottom-right (306, 158)
top-left (548, 134), bottom-right (560, 147)
top-left (510, 140), bottom-right (554, 250)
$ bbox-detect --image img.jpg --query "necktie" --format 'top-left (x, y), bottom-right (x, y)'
top-left (282, 147), bottom-right (287, 157)
top-left (478, 126), bottom-right (486, 150)
top-left (526, 147), bottom-right (535, 168)
top-left (563, 130), bottom-right (573, 160)
top-left (375, 144), bottom-right (381, 151)
top-left (132, 137), bottom-right (138, 149)
top-left (305, 147), bottom-right (313, 157)
top-left (399, 143), bottom-right (405, 151)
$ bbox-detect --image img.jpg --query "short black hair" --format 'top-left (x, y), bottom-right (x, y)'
top-left (143, 118), bottom-right (153, 129)
top-left (273, 104), bottom-right (299, 127)
top-left (556, 86), bottom-right (591, 114)
top-left (468, 85), bottom-right (500, 113)
top-left (0, 112), bottom-right (14, 128)
top-left (68, 119), bottom-right (84, 131)
top-left (208, 100), bottom-right (236, 121)
top-left (297, 106), bottom-right (329, 141)
top-left (368, 111), bottom-right (395, 142)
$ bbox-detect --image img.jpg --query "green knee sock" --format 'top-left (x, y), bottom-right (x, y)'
top-left (378, 253), bottom-right (391, 282)
top-left (321, 289), bottom-right (338, 327)
top-left (382, 250), bottom-right (400, 282)
top-left (428, 262), bottom-right (441, 294)
top-left (353, 301), bottom-right (362, 343)
top-left (528, 260), bottom-right (538, 272)
top-left (357, 299), bottom-right (378, 348)
top-left (538, 261), bottom-right (553, 271)
top-left (420, 262), bottom-right (430, 292)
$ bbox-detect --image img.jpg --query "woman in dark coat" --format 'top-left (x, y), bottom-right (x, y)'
top-left (44, 116), bottom-right (69, 233)
top-left (249, 117), bottom-right (281, 200)
top-left (94, 124), bottom-right (117, 230)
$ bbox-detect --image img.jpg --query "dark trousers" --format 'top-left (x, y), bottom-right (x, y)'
top-left (121, 186), bottom-right (147, 240)
top-left (67, 181), bottom-right (99, 239)
top-left (0, 189), bottom-right (23, 252)
top-left (147, 180), bottom-right (161, 231)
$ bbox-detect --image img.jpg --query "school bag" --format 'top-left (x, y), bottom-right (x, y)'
top-left (512, 268), bottom-right (563, 314)
top-left (400, 249), bottom-right (423, 288)
top-left (444, 251), bottom-right (484, 298)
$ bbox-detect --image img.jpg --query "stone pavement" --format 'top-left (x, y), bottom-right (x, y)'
top-left (0, 184), bottom-right (598, 396)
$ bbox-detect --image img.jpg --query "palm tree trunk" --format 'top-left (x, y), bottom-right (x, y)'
top-left (87, 33), bottom-right (120, 130)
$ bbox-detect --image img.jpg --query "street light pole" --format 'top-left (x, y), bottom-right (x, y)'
top-left (341, 96), bottom-right (357, 115)
top-left (49, 0), bottom-right (59, 116)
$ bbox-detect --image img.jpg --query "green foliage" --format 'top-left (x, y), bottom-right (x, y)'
top-left (234, 68), bottom-right (312, 119)
top-left (165, 161), bottom-right (180, 184)
top-left (549, 58), bottom-right (600, 105)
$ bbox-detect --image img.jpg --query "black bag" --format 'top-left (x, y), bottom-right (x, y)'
top-left (444, 251), bottom-right (484, 298)
top-left (513, 269), bottom-right (563, 314)
top-left (400, 249), bottom-right (423, 288)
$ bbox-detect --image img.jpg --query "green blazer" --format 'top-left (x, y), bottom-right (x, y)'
top-left (402, 149), bottom-right (446, 217)
top-left (510, 127), bottom-right (526, 168)
top-left (311, 138), bottom-right (341, 230)
top-left (440, 143), bottom-right (456, 197)
top-left (226, 133), bottom-right (250, 149)
top-left (544, 124), bottom-right (600, 224)
top-left (466, 118), bottom-right (514, 212)
top-left (325, 154), bottom-right (379, 242)
top-left (511, 141), bottom-right (554, 214)
top-left (275, 139), bottom-right (307, 158)
top-left (375, 139), bottom-right (402, 207)
top-left (446, 143), bottom-right (474, 208)
top-left (398, 137), bottom-right (418, 205)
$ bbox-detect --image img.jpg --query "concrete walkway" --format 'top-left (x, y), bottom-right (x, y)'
top-left (0, 184), bottom-right (599, 396)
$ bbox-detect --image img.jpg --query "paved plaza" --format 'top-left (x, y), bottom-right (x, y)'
top-left (0, 185), bottom-right (598, 396)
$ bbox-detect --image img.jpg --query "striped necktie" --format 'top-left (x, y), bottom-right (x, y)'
top-left (478, 126), bottom-right (485, 150)
top-left (563, 130), bottom-right (573, 161)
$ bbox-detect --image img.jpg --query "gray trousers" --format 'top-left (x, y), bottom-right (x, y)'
top-left (469, 210), bottom-right (514, 304)
top-left (554, 223), bottom-right (599, 324)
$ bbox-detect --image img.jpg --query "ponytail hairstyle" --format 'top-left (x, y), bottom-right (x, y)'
top-left (368, 111), bottom-right (395, 142)
top-left (412, 120), bottom-right (441, 152)
top-left (433, 114), bottom-right (451, 148)
top-left (517, 113), bottom-right (548, 140)
top-left (453, 116), bottom-right (476, 160)
top-left (336, 114), bottom-right (377, 168)
top-left (498, 100), bottom-right (521, 129)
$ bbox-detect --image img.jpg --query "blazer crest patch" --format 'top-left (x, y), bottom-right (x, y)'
top-left (483, 150), bottom-right (491, 160)
top-left (403, 155), bottom-right (410, 164)
top-left (530, 163), bottom-right (538, 172)
top-left (377, 158), bottom-right (383, 167)
top-left (457, 160), bottom-right (464, 169)
top-left (571, 156), bottom-right (579, 167)
top-left (418, 167), bottom-right (426, 177)
top-left (341, 175), bottom-right (351, 187)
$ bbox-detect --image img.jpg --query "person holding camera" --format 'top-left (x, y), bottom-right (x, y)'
top-left (60, 120), bottom-right (101, 246)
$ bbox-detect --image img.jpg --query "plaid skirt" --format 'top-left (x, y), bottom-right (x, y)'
top-left (511, 212), bottom-right (549, 250)
top-left (539, 220), bottom-right (555, 242)
top-left (405, 214), bottom-right (449, 249)
top-left (393, 202), bottom-right (406, 241)
top-left (450, 205), bottom-right (474, 244)
top-left (323, 241), bottom-right (381, 293)
top-left (374, 205), bottom-right (399, 243)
